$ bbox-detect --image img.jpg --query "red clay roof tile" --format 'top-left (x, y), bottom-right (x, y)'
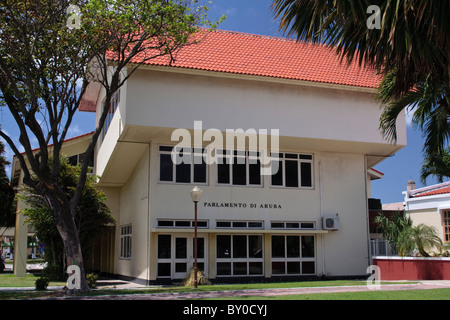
top-left (412, 186), bottom-right (450, 198)
top-left (108, 29), bottom-right (381, 89)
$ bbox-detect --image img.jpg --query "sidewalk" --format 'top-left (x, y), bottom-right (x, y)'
top-left (14, 280), bottom-right (449, 300)
top-left (0, 277), bottom-right (153, 292)
top-left (2, 276), bottom-right (450, 299)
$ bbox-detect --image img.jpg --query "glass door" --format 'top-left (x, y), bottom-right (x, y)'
top-left (157, 234), bottom-right (206, 280)
top-left (174, 235), bottom-right (206, 279)
top-left (174, 236), bottom-right (189, 278)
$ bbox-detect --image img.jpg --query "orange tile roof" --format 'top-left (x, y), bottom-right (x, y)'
top-left (80, 30), bottom-right (380, 112)
top-left (109, 29), bottom-right (381, 89)
top-left (412, 185), bottom-right (450, 198)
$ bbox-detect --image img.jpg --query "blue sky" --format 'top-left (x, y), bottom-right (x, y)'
top-left (1, 0), bottom-right (446, 204)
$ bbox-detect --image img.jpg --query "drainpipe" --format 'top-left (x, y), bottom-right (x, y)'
top-left (319, 161), bottom-right (326, 276)
top-left (364, 157), bottom-right (372, 267)
top-left (147, 144), bottom-right (151, 285)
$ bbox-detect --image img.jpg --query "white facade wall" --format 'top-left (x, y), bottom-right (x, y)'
top-left (116, 148), bottom-right (150, 279)
top-left (92, 67), bottom-right (404, 282)
top-left (124, 69), bottom-right (402, 146)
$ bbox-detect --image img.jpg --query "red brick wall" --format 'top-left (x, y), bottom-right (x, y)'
top-left (373, 257), bottom-right (450, 280)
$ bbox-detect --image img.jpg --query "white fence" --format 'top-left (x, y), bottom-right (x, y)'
top-left (370, 239), bottom-right (397, 257)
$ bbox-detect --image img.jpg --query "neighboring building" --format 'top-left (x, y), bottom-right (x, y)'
top-left (403, 180), bottom-right (450, 245)
top-left (15, 29), bottom-right (407, 283)
top-left (11, 132), bottom-right (95, 276)
top-left (0, 227), bottom-right (15, 258)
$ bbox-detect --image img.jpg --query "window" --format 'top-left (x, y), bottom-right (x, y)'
top-left (270, 221), bottom-right (315, 230)
top-left (157, 235), bottom-right (206, 278)
top-left (102, 89), bottom-right (121, 141)
top-left (444, 211), bottom-right (450, 243)
top-left (217, 150), bottom-right (262, 186)
top-left (157, 219), bottom-right (208, 228)
top-left (157, 235), bottom-right (171, 277)
top-left (216, 235), bottom-right (263, 276)
top-left (271, 153), bottom-right (313, 188)
top-left (68, 153), bottom-right (94, 168)
top-left (120, 225), bottom-right (132, 259)
top-left (216, 220), bottom-right (263, 229)
top-left (271, 235), bottom-right (315, 275)
top-left (159, 146), bottom-right (207, 184)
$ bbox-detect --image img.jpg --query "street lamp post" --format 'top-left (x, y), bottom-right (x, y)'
top-left (190, 186), bottom-right (202, 289)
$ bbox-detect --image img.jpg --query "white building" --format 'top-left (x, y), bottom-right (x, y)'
top-left (403, 180), bottom-right (450, 245)
top-left (15, 29), bottom-right (407, 283)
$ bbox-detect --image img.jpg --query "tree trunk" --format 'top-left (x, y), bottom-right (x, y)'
top-left (53, 201), bottom-right (90, 292)
top-left (418, 246), bottom-right (430, 257)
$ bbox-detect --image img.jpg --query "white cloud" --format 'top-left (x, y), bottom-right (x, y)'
top-left (67, 124), bottom-right (82, 138)
top-left (225, 7), bottom-right (237, 16)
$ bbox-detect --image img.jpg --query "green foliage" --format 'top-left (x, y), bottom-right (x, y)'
top-left (272, 0), bottom-right (449, 97)
top-left (21, 157), bottom-right (115, 279)
top-left (35, 277), bottom-right (49, 291)
top-left (375, 212), bottom-right (443, 257)
top-left (86, 273), bottom-right (98, 289)
top-left (420, 147), bottom-right (450, 184)
top-left (0, 0), bottom-right (221, 292)
top-left (398, 224), bottom-right (443, 257)
top-left (374, 211), bottom-right (412, 248)
top-left (378, 70), bottom-right (450, 159)
top-left (0, 141), bottom-right (15, 228)
top-left (42, 264), bottom-right (65, 282)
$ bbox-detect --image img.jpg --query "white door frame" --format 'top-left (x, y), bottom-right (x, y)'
top-left (169, 233), bottom-right (207, 279)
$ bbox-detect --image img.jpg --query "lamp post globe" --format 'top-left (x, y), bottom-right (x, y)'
top-left (190, 186), bottom-right (202, 203)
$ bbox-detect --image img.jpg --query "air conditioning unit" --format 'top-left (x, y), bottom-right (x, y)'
top-left (322, 214), bottom-right (340, 230)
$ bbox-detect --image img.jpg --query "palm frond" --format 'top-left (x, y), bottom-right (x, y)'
top-left (272, 0), bottom-right (450, 97)
top-left (420, 148), bottom-right (450, 184)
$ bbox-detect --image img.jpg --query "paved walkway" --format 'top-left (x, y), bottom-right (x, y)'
top-left (25, 280), bottom-right (450, 300)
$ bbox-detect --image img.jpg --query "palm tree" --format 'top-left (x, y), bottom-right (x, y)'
top-left (374, 211), bottom-right (412, 249)
top-left (377, 70), bottom-right (450, 157)
top-left (272, 0), bottom-right (450, 157)
top-left (420, 147), bottom-right (450, 184)
top-left (374, 212), bottom-right (443, 256)
top-left (398, 224), bottom-right (443, 257)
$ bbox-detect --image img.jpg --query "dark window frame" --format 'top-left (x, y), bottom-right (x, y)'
top-left (271, 152), bottom-right (314, 189)
top-left (158, 145), bottom-right (208, 185)
top-left (217, 150), bottom-right (263, 187)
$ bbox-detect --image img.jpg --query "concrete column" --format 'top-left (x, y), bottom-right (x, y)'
top-left (264, 234), bottom-right (271, 278)
top-left (149, 232), bottom-right (158, 281)
top-left (13, 213), bottom-right (28, 277)
top-left (208, 233), bottom-right (216, 279)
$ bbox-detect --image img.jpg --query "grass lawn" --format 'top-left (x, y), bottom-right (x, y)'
top-left (207, 288), bottom-right (450, 300)
top-left (0, 274), bottom-right (442, 300)
top-left (0, 273), bottom-right (66, 288)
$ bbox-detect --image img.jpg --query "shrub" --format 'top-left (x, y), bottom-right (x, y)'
top-left (35, 277), bottom-right (49, 290)
top-left (86, 273), bottom-right (98, 289)
top-left (183, 268), bottom-right (210, 287)
top-left (43, 263), bottom-right (65, 281)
